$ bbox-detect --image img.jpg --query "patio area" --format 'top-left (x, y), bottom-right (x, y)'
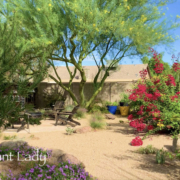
top-left (3, 118), bottom-right (85, 134)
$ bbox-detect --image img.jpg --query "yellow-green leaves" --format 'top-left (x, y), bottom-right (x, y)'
top-left (141, 15), bottom-right (147, 22)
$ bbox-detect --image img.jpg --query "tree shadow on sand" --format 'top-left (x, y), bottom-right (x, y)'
top-left (106, 122), bottom-right (145, 137)
top-left (104, 150), bottom-right (180, 180)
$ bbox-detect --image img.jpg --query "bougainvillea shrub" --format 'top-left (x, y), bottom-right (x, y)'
top-left (128, 48), bottom-right (180, 143)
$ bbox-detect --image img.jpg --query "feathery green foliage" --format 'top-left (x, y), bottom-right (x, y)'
top-left (0, 3), bottom-right (48, 127)
top-left (2, 0), bottom-right (180, 110)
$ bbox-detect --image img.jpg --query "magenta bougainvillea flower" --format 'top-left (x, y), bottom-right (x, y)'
top-left (131, 136), bottom-right (143, 146)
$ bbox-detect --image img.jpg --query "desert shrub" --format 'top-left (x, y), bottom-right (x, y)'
top-left (89, 104), bottom-right (109, 114)
top-left (90, 112), bottom-right (106, 129)
top-left (135, 145), bottom-right (157, 154)
top-left (66, 127), bottom-right (74, 135)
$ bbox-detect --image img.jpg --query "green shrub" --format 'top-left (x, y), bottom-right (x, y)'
top-left (90, 112), bottom-right (106, 129)
top-left (89, 105), bottom-right (109, 114)
top-left (135, 145), bottom-right (157, 154)
top-left (105, 101), bottom-right (118, 106)
top-left (66, 127), bottom-right (74, 135)
top-left (119, 93), bottom-right (130, 104)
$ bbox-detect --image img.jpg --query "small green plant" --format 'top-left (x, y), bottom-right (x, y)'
top-left (90, 112), bottom-right (106, 129)
top-left (29, 134), bottom-right (35, 139)
top-left (66, 127), bottom-right (74, 135)
top-left (119, 120), bottom-right (124, 123)
top-left (112, 102), bottom-right (118, 106)
top-left (156, 148), bottom-right (166, 164)
top-left (135, 145), bottom-right (157, 154)
top-left (89, 104), bottom-right (109, 114)
top-left (105, 101), bottom-right (118, 106)
top-left (3, 135), bottom-right (17, 140)
top-left (120, 93), bottom-right (130, 104)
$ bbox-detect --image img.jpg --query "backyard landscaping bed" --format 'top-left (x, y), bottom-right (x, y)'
top-left (0, 115), bottom-right (180, 179)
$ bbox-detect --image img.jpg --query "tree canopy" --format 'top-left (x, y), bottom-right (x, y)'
top-left (0, 4), bottom-right (48, 127)
top-left (1, 0), bottom-right (180, 108)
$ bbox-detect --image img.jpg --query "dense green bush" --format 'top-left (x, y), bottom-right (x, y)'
top-left (89, 104), bottom-right (109, 114)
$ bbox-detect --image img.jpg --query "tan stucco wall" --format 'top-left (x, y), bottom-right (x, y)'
top-left (35, 81), bottom-right (135, 108)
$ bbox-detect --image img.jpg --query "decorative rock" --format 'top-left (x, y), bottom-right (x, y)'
top-left (74, 126), bottom-right (92, 134)
top-left (58, 154), bottom-right (85, 168)
top-left (105, 114), bottom-right (116, 120)
top-left (47, 157), bottom-right (59, 165)
top-left (51, 149), bottom-right (64, 157)
top-left (0, 140), bottom-right (28, 149)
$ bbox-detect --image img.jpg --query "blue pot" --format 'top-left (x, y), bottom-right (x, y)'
top-left (107, 105), bottom-right (118, 114)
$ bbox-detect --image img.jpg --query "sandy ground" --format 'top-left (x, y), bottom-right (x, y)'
top-left (1, 115), bottom-right (180, 180)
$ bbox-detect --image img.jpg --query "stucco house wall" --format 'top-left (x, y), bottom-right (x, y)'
top-left (35, 81), bottom-right (135, 108)
top-left (35, 64), bottom-right (150, 108)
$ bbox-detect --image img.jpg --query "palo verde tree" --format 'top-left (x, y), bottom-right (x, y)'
top-left (0, 2), bottom-right (48, 127)
top-left (6, 0), bottom-right (180, 109)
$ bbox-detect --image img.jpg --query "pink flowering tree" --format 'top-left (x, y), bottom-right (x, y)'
top-left (128, 48), bottom-right (180, 144)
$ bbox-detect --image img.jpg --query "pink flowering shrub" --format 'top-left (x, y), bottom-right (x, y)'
top-left (128, 48), bottom-right (180, 143)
